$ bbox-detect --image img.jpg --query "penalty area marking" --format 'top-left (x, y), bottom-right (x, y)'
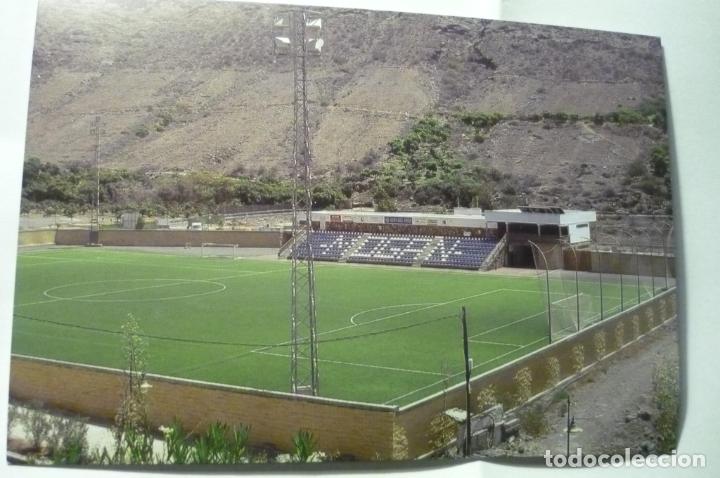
top-left (468, 339), bottom-right (523, 348)
top-left (383, 335), bottom-right (549, 405)
top-left (349, 303), bottom-right (439, 326)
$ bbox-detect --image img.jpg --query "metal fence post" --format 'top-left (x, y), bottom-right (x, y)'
top-left (529, 240), bottom-right (552, 343)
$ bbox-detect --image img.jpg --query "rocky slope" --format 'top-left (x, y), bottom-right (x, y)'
top-left (24, 0), bottom-right (669, 213)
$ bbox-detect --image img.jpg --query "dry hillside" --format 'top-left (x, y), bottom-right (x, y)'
top-left (24, 0), bottom-right (669, 213)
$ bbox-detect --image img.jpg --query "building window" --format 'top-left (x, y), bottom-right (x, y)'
top-left (384, 216), bottom-right (412, 224)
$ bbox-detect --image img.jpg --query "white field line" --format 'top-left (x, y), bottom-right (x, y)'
top-left (467, 293), bottom-right (584, 340)
top-left (15, 260), bottom-right (80, 268)
top-left (349, 303), bottom-right (439, 326)
top-left (503, 288), bottom-right (623, 301)
top-left (319, 289), bottom-right (507, 339)
top-left (12, 329), bottom-right (118, 347)
top-left (551, 293), bottom-right (583, 308)
top-left (176, 289), bottom-right (509, 376)
top-left (384, 335), bottom-right (549, 405)
top-left (18, 249), bottom-right (284, 275)
top-left (17, 249), bottom-right (76, 257)
top-left (468, 339), bottom-right (522, 348)
top-left (14, 269), bottom-right (285, 308)
top-left (44, 280), bottom-right (226, 302)
top-left (468, 310), bottom-right (544, 339)
top-left (254, 350), bottom-right (444, 377)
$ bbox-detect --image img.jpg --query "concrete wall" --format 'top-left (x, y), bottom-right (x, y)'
top-left (396, 288), bottom-right (677, 457)
top-left (564, 249), bottom-right (676, 277)
top-left (17, 229), bottom-right (56, 246)
top-left (7, 275), bottom-right (676, 460)
top-left (55, 229), bottom-right (282, 248)
top-left (9, 356), bottom-right (395, 460)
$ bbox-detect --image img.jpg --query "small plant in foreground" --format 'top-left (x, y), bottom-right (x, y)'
top-left (292, 429), bottom-right (317, 463)
top-left (160, 419), bottom-right (192, 464)
top-left (518, 404), bottom-right (548, 438)
top-left (653, 360), bottom-right (680, 454)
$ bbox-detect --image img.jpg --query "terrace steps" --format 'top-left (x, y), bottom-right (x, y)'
top-left (339, 233), bottom-right (370, 262)
top-left (413, 237), bottom-right (442, 267)
top-left (480, 234), bottom-right (508, 271)
top-left (278, 229), bottom-right (305, 258)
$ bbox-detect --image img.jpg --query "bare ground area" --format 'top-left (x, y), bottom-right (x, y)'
top-left (481, 319), bottom-right (679, 458)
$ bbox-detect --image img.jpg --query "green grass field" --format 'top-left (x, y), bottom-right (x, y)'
top-left (11, 247), bottom-right (658, 406)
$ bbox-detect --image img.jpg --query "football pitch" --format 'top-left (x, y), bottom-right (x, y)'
top-left (11, 247), bottom-right (656, 406)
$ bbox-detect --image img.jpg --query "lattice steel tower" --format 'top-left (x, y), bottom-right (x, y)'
top-left (88, 115), bottom-right (101, 245)
top-left (273, 9), bottom-right (323, 395)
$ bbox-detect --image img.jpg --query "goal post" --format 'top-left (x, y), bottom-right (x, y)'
top-left (529, 241), bottom-right (580, 342)
top-left (200, 242), bottom-right (240, 260)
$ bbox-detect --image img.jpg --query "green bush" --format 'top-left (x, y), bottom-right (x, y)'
top-left (542, 112), bottom-right (569, 124)
top-left (160, 419), bottom-right (192, 464)
top-left (292, 429), bottom-right (317, 463)
top-left (193, 422), bottom-right (249, 464)
top-left (48, 416), bottom-right (90, 465)
top-left (389, 116), bottom-right (449, 156)
top-left (637, 176), bottom-right (663, 196)
top-left (375, 196), bottom-right (397, 212)
top-left (636, 97), bottom-right (667, 131)
top-left (626, 159), bottom-right (647, 178)
top-left (650, 144), bottom-right (670, 178)
top-left (458, 111), bottom-right (504, 129)
top-left (518, 404), bottom-right (548, 437)
top-left (606, 108), bottom-right (648, 126)
top-left (653, 360), bottom-right (679, 454)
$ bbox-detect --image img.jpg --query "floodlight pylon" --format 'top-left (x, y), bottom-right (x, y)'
top-left (88, 115), bottom-right (102, 245)
top-left (273, 9), bottom-right (322, 396)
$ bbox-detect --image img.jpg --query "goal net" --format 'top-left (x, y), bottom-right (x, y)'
top-left (531, 243), bottom-right (582, 342)
top-left (200, 243), bottom-right (239, 260)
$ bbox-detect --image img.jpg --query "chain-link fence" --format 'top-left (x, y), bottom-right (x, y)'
top-left (528, 225), bottom-right (675, 343)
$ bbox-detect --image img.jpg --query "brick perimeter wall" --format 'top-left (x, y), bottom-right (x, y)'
top-left (17, 229), bottom-right (57, 246)
top-left (564, 249), bottom-right (676, 277)
top-left (9, 356), bottom-right (395, 460)
top-left (396, 288), bottom-right (677, 457)
top-left (55, 229), bottom-right (282, 248)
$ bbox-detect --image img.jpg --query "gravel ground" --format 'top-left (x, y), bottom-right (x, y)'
top-left (481, 319), bottom-right (679, 458)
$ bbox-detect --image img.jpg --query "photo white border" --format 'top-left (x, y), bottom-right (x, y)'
top-left (1, 1), bottom-right (718, 477)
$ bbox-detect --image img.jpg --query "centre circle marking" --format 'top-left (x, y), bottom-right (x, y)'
top-left (43, 278), bottom-right (227, 303)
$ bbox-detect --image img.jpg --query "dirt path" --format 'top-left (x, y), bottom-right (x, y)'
top-left (481, 319), bottom-right (679, 458)
top-left (536, 320), bottom-right (678, 455)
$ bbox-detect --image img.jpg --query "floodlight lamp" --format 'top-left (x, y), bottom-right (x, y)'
top-left (307, 38), bottom-right (324, 53)
top-left (306, 18), bottom-right (322, 28)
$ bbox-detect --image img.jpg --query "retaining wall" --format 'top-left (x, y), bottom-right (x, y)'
top-left (564, 249), bottom-right (675, 277)
top-left (9, 355), bottom-right (395, 460)
top-left (17, 229), bottom-right (56, 247)
top-left (8, 286), bottom-right (676, 460)
top-left (395, 288), bottom-right (677, 457)
top-left (54, 229), bottom-right (282, 248)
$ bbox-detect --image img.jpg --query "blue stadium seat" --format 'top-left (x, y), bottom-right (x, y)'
top-left (292, 231), bottom-right (362, 262)
top-left (347, 234), bottom-right (431, 267)
top-left (421, 236), bottom-right (498, 270)
top-left (292, 232), bottom-right (498, 270)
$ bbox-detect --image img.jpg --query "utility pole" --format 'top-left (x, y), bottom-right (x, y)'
top-left (273, 9), bottom-right (323, 396)
top-left (88, 115), bottom-right (102, 246)
top-left (461, 306), bottom-right (472, 457)
top-left (566, 394), bottom-right (571, 456)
